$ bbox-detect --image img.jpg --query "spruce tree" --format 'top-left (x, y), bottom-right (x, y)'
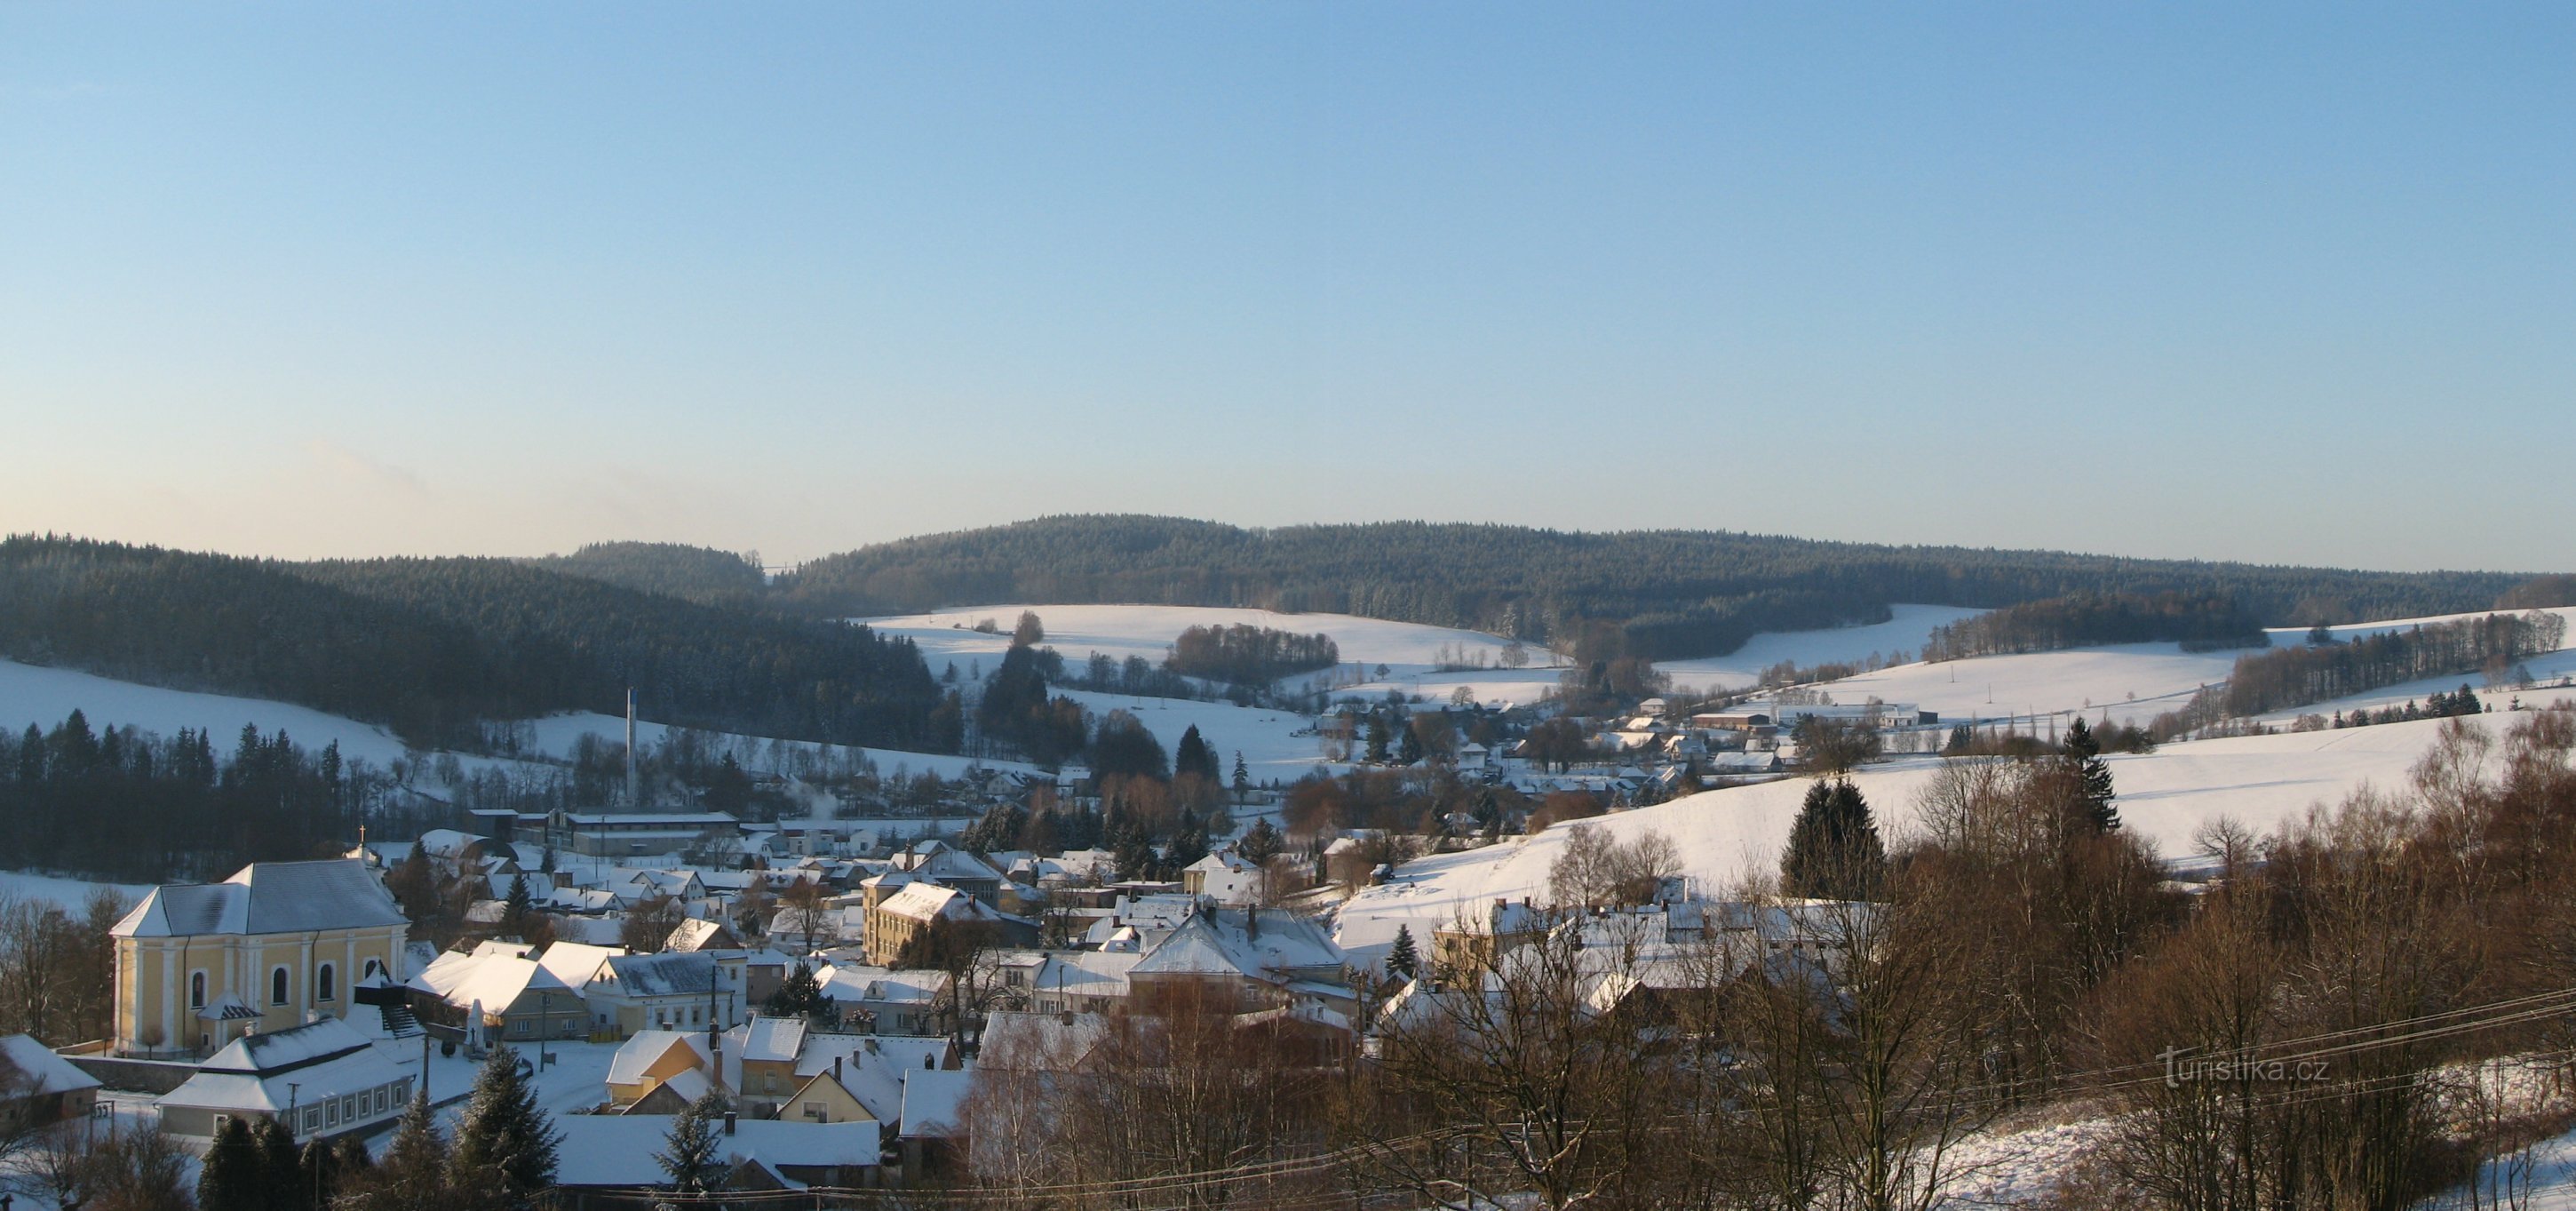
top-left (299, 1137), bottom-right (341, 1211)
top-left (2063, 718), bottom-right (2119, 832)
top-left (655, 1088), bottom-right (734, 1193)
top-left (1780, 778), bottom-right (1885, 900)
top-left (768, 960), bottom-right (823, 1017)
top-left (504, 872), bottom-right (534, 934)
top-left (1387, 925), bottom-right (1420, 982)
top-left (197, 1115), bottom-right (263, 1211)
top-left (1364, 715), bottom-right (1393, 764)
top-left (1396, 723), bottom-right (1423, 766)
top-left (449, 1045), bottom-right (561, 1208)
top-left (1237, 817), bottom-right (1284, 867)
top-left (365, 1090), bottom-right (449, 1211)
top-left (1175, 724), bottom-right (1221, 784)
top-left (256, 1115), bottom-right (306, 1211)
top-left (1232, 751), bottom-right (1252, 803)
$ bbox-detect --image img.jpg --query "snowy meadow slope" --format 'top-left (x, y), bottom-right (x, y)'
top-left (1334, 715), bottom-right (2531, 965)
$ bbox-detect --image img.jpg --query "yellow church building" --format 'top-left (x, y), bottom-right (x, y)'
top-left (109, 859), bottom-right (410, 1058)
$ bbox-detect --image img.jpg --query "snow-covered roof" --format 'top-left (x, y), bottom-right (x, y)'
top-left (790, 1034), bottom-right (951, 1121)
top-left (406, 952), bottom-right (572, 1012)
top-left (0, 1033), bottom-right (101, 1095)
top-left (978, 1010), bottom-right (1108, 1072)
top-left (1131, 909), bottom-right (1348, 984)
top-left (113, 859), bottom-right (406, 938)
top-left (161, 1017), bottom-right (406, 1115)
top-left (605, 951), bottom-right (718, 998)
top-left (876, 881), bottom-right (1004, 925)
top-left (607, 1030), bottom-right (712, 1088)
top-left (734, 1016), bottom-right (807, 1064)
top-left (899, 1068), bottom-right (972, 1139)
top-left (553, 1115), bottom-right (878, 1187)
top-left (1036, 952), bottom-right (1141, 1000)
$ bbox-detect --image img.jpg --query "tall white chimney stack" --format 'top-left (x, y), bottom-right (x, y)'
top-left (624, 687), bottom-right (640, 808)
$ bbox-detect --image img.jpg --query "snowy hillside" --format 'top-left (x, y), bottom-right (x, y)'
top-left (1652, 604), bottom-right (1984, 693)
top-left (0, 658), bottom-right (1030, 785)
top-left (871, 601), bottom-right (2010, 709)
top-left (1335, 716), bottom-right (2490, 963)
top-left (0, 657), bottom-right (423, 767)
top-left (1748, 606), bottom-right (2576, 731)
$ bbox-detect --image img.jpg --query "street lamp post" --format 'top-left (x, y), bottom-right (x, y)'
top-left (286, 1081), bottom-right (300, 1141)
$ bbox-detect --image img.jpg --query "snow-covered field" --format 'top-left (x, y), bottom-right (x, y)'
top-left (1057, 689), bottom-right (1333, 782)
top-left (523, 711), bottom-right (1039, 782)
top-left (0, 869), bottom-right (149, 911)
top-left (865, 602), bottom-right (1543, 680)
top-left (0, 658), bottom-right (422, 767)
top-left (1335, 716), bottom-right (2484, 964)
top-left (1653, 604), bottom-right (1986, 694)
top-left (1750, 606), bottom-right (2576, 732)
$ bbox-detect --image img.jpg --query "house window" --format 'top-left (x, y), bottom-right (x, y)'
top-left (271, 967), bottom-right (290, 1006)
top-left (315, 962), bottom-right (337, 1003)
top-left (190, 971), bottom-right (208, 1009)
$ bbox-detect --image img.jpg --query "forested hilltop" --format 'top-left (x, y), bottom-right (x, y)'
top-left (775, 515), bottom-right (2537, 660)
top-left (529, 539), bottom-right (767, 606)
top-left (0, 537), bottom-right (945, 751)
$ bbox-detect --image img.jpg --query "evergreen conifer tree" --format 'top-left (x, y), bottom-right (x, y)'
top-left (1780, 778), bottom-right (1886, 900)
top-left (2063, 717), bottom-right (2119, 832)
top-left (1396, 724), bottom-right (1423, 766)
top-left (368, 1090), bottom-right (449, 1210)
top-left (255, 1116), bottom-right (305, 1211)
top-left (655, 1088), bottom-right (734, 1192)
top-left (1364, 715), bottom-right (1394, 763)
top-left (1232, 751), bottom-right (1252, 804)
top-left (196, 1115), bottom-right (263, 1211)
top-left (449, 1045), bottom-right (561, 1208)
top-left (767, 961), bottom-right (823, 1017)
top-left (299, 1137), bottom-right (341, 1211)
top-left (1174, 724), bottom-right (1221, 784)
top-left (1237, 817), bottom-right (1284, 867)
top-left (1387, 925), bottom-right (1420, 982)
top-left (504, 872), bottom-right (534, 933)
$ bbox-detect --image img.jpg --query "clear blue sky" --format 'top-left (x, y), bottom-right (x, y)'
top-left (4, 4), bottom-right (2569, 572)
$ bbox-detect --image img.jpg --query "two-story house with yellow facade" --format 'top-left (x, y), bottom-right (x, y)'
top-left (109, 859), bottom-right (409, 1058)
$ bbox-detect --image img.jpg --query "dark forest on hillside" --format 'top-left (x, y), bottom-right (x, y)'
top-left (529, 539), bottom-right (767, 606)
top-left (773, 515), bottom-right (2528, 661)
top-left (0, 538), bottom-right (945, 752)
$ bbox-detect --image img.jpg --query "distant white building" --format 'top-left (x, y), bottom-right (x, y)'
top-left (1180, 850), bottom-right (1263, 906)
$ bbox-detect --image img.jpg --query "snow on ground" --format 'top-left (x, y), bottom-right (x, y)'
top-left (1057, 689), bottom-right (1336, 782)
top-left (1725, 605), bottom-right (2576, 732)
top-left (1936, 1110), bottom-right (2120, 1208)
top-left (864, 602), bottom-right (1542, 681)
top-left (1336, 716), bottom-right (2477, 964)
top-left (0, 869), bottom-right (150, 910)
top-left (1781, 642), bottom-right (2242, 729)
top-left (1653, 604), bottom-right (1987, 694)
top-left (0, 657), bottom-right (421, 768)
top-left (523, 711), bottom-right (1039, 782)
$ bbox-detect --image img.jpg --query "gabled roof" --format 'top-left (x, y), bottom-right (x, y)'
top-left (605, 951), bottom-right (718, 998)
top-left (407, 952), bottom-right (573, 1012)
top-left (113, 859), bottom-right (407, 938)
top-left (162, 1017), bottom-right (409, 1115)
top-left (732, 1016), bottom-right (807, 1064)
top-left (899, 1068), bottom-right (972, 1139)
top-left (978, 1010), bottom-right (1108, 1072)
top-left (0, 1033), bottom-right (102, 1096)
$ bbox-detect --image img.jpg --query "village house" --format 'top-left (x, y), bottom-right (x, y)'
top-left (587, 949), bottom-right (748, 1038)
top-left (404, 948), bottom-right (586, 1048)
top-left (863, 882), bottom-right (1036, 968)
top-left (110, 859), bottom-right (410, 1058)
top-left (0, 1033), bottom-right (102, 1126)
top-left (1179, 849), bottom-right (1263, 906)
top-left (155, 1016), bottom-right (412, 1140)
